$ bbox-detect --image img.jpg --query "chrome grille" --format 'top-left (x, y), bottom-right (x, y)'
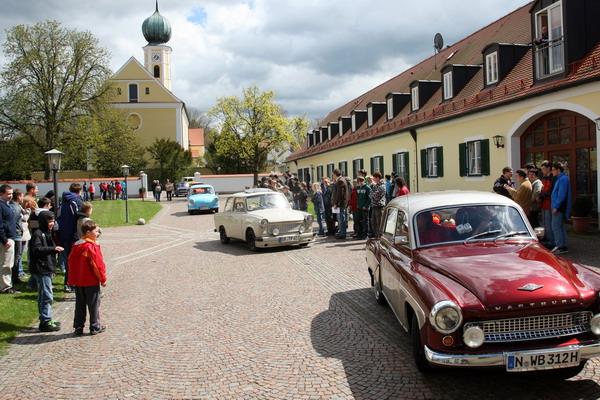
top-left (464, 311), bottom-right (592, 343)
top-left (268, 222), bottom-right (302, 234)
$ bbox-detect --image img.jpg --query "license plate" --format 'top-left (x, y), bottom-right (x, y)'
top-left (505, 349), bottom-right (580, 372)
top-left (278, 235), bottom-right (299, 243)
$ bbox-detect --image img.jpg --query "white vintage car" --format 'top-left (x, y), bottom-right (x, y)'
top-left (214, 189), bottom-right (315, 251)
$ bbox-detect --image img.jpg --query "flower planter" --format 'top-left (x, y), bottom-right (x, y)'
top-left (571, 216), bottom-right (591, 234)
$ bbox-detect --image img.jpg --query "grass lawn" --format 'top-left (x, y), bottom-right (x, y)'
top-left (0, 268), bottom-right (65, 355)
top-left (89, 199), bottom-right (162, 227)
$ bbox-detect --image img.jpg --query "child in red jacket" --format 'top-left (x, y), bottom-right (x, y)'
top-left (67, 219), bottom-right (107, 335)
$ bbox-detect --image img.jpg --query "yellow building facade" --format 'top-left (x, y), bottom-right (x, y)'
top-left (287, 1), bottom-right (600, 215)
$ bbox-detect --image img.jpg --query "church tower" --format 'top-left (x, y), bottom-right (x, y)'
top-left (142, 1), bottom-right (172, 90)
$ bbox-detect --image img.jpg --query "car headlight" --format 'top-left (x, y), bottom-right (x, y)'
top-left (429, 301), bottom-right (463, 334)
top-left (463, 326), bottom-right (485, 348)
top-left (299, 225), bottom-right (305, 233)
top-left (305, 214), bottom-right (313, 223)
top-left (272, 227), bottom-right (280, 236)
top-left (591, 314), bottom-right (600, 336)
top-left (260, 219), bottom-right (268, 226)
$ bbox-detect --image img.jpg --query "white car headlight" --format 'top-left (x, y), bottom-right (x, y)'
top-left (299, 225), bottom-right (305, 233)
top-left (260, 219), bottom-right (268, 226)
top-left (272, 227), bottom-right (280, 236)
top-left (463, 326), bottom-right (485, 348)
top-left (429, 301), bottom-right (463, 334)
top-left (591, 314), bottom-right (600, 336)
top-left (305, 214), bottom-right (313, 223)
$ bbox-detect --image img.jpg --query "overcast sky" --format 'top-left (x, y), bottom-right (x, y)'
top-left (0, 0), bottom-right (530, 121)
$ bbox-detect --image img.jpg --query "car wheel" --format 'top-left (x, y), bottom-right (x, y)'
top-left (219, 227), bottom-right (230, 244)
top-left (411, 314), bottom-right (432, 372)
top-left (299, 242), bottom-right (309, 247)
top-left (373, 277), bottom-right (387, 306)
top-left (188, 210), bottom-right (193, 215)
top-left (212, 208), bottom-right (219, 213)
top-left (246, 230), bottom-right (257, 252)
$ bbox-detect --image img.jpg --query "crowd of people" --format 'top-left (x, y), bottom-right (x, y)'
top-left (81, 180), bottom-right (127, 201)
top-left (150, 179), bottom-right (175, 202)
top-left (0, 183), bottom-right (107, 335)
top-left (493, 161), bottom-right (571, 254)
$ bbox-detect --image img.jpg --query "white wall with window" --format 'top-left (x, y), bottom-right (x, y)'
top-left (420, 146), bottom-right (444, 178)
top-left (443, 72), bottom-right (453, 100)
top-left (411, 86), bottom-right (419, 111)
top-left (486, 52), bottom-right (499, 85)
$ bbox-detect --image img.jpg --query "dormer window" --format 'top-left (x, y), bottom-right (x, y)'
top-left (486, 52), bottom-right (498, 85)
top-left (443, 72), bottom-right (453, 100)
top-left (534, 2), bottom-right (564, 79)
top-left (367, 107), bottom-right (373, 126)
top-left (411, 86), bottom-right (419, 111)
top-left (386, 97), bottom-right (393, 120)
top-left (351, 114), bottom-right (357, 132)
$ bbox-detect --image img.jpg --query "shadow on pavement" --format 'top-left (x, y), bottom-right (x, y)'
top-left (311, 288), bottom-right (600, 400)
top-left (11, 332), bottom-right (78, 345)
top-left (193, 240), bottom-right (293, 256)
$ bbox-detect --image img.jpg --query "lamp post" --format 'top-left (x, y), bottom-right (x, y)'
top-left (121, 165), bottom-right (130, 223)
top-left (44, 149), bottom-right (64, 211)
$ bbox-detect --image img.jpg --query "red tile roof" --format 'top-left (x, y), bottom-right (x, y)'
top-left (288, 2), bottom-right (600, 162)
top-left (189, 128), bottom-right (205, 147)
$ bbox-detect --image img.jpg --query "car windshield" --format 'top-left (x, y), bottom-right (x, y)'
top-left (246, 193), bottom-right (291, 211)
top-left (415, 204), bottom-right (532, 247)
top-left (190, 186), bottom-right (213, 195)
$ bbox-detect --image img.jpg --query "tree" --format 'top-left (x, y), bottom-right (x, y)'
top-left (0, 136), bottom-right (45, 180)
top-left (208, 86), bottom-right (309, 185)
top-left (147, 138), bottom-right (192, 182)
top-left (0, 20), bottom-right (112, 178)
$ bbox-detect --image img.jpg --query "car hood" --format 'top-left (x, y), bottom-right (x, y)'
top-left (249, 209), bottom-right (308, 223)
top-left (416, 242), bottom-right (593, 309)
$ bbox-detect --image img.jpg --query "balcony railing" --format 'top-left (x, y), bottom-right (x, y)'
top-left (535, 37), bottom-right (565, 79)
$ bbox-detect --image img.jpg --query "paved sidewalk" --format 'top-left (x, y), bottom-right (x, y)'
top-left (0, 199), bottom-right (598, 399)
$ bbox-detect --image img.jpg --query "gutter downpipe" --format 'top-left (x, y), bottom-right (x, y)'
top-left (410, 129), bottom-right (418, 193)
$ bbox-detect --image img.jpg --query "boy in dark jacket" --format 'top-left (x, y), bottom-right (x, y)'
top-left (30, 212), bottom-right (64, 332)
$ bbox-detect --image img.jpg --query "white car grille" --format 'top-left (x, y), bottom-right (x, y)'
top-left (463, 311), bottom-right (593, 343)
top-left (268, 222), bottom-right (303, 234)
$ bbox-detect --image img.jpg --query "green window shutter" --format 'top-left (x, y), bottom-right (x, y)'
top-left (481, 139), bottom-right (490, 176)
top-left (380, 156), bottom-right (384, 175)
top-left (404, 152), bottom-right (410, 189)
top-left (459, 143), bottom-right (467, 177)
top-left (437, 146), bottom-right (444, 177)
top-left (392, 153), bottom-right (398, 175)
top-left (370, 157), bottom-right (374, 174)
top-left (420, 149), bottom-right (427, 178)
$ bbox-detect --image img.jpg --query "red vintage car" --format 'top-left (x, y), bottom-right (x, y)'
top-left (366, 191), bottom-right (600, 378)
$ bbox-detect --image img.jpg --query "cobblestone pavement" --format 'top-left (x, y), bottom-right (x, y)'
top-left (1, 198), bottom-right (600, 399)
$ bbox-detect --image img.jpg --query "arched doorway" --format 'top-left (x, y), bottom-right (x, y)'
top-left (521, 110), bottom-right (597, 206)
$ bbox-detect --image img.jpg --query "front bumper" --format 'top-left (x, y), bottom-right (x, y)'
top-left (256, 232), bottom-right (315, 247)
top-left (188, 203), bottom-right (218, 211)
top-left (425, 340), bottom-right (600, 368)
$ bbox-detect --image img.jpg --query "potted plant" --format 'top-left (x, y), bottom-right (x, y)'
top-left (139, 186), bottom-right (147, 201)
top-left (570, 196), bottom-right (593, 234)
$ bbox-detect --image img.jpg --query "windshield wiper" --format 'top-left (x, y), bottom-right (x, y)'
top-left (493, 231), bottom-right (530, 243)
top-left (463, 229), bottom-right (502, 244)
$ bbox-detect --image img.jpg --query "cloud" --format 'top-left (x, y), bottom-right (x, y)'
top-left (0, 0), bottom-right (531, 120)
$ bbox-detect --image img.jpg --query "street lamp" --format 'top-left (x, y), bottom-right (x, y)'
top-left (44, 149), bottom-right (64, 211)
top-left (121, 164), bottom-right (130, 223)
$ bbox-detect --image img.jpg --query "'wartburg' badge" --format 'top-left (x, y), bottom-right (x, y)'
top-left (518, 283), bottom-right (544, 292)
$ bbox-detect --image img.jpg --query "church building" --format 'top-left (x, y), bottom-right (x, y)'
top-left (110, 1), bottom-right (189, 151)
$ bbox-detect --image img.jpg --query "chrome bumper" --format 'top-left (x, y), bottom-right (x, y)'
top-left (425, 340), bottom-right (600, 368)
top-left (256, 232), bottom-right (314, 246)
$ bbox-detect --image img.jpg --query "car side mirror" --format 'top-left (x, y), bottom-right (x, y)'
top-left (533, 227), bottom-right (545, 239)
top-left (393, 235), bottom-right (409, 246)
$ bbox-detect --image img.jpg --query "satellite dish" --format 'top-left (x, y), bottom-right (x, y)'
top-left (434, 33), bottom-right (444, 52)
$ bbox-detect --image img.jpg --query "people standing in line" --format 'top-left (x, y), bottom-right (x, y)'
top-left (0, 185), bottom-right (17, 294)
top-left (505, 169), bottom-right (533, 217)
top-left (528, 168), bottom-right (543, 227)
top-left (165, 179), bottom-right (174, 201)
top-left (29, 212), bottom-right (63, 332)
top-left (25, 183), bottom-right (39, 201)
top-left (57, 183), bottom-right (84, 293)
top-left (539, 161), bottom-right (554, 247)
top-left (297, 182), bottom-right (309, 212)
top-left (311, 183), bottom-right (326, 236)
top-left (82, 182), bottom-right (89, 202)
top-left (9, 189), bottom-right (28, 285)
top-left (332, 169), bottom-right (349, 240)
top-left (109, 181), bottom-right (116, 200)
top-left (550, 162), bottom-right (572, 255)
top-left (493, 167), bottom-right (514, 198)
top-left (394, 177), bottom-right (410, 197)
top-left (355, 176), bottom-right (371, 240)
top-left (369, 172), bottom-right (386, 238)
top-left (68, 219), bottom-right (107, 336)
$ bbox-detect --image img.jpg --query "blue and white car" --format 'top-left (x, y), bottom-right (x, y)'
top-left (187, 183), bottom-right (219, 214)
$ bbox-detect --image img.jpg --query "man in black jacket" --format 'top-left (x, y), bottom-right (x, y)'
top-left (30, 212), bottom-right (64, 332)
top-left (493, 167), bottom-right (513, 198)
top-left (0, 184), bottom-right (17, 294)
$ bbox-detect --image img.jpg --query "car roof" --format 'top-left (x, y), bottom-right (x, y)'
top-left (230, 189), bottom-right (280, 198)
top-left (388, 191), bottom-right (517, 215)
top-left (189, 183), bottom-right (212, 188)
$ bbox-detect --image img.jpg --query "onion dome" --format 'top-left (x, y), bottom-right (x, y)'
top-left (142, 1), bottom-right (172, 45)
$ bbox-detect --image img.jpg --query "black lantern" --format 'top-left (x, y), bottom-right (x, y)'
top-left (44, 149), bottom-right (64, 210)
top-left (492, 135), bottom-right (505, 148)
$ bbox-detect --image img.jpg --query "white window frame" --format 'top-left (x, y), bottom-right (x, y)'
top-left (328, 125), bottom-right (333, 140)
top-left (467, 140), bottom-right (482, 176)
top-left (535, 1), bottom-right (564, 76)
top-left (411, 86), bottom-right (419, 111)
top-left (443, 72), bottom-right (453, 100)
top-left (351, 114), bottom-right (357, 132)
top-left (367, 106), bottom-right (374, 127)
top-left (486, 52), bottom-right (499, 85)
top-left (426, 147), bottom-right (438, 177)
top-left (387, 97), bottom-right (394, 120)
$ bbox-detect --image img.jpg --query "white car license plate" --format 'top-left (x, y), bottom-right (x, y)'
top-left (505, 349), bottom-right (580, 372)
top-left (278, 235), bottom-right (299, 243)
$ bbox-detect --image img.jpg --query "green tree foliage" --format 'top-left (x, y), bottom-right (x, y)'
top-left (0, 136), bottom-right (44, 180)
top-left (207, 86), bottom-right (309, 185)
top-left (146, 138), bottom-right (192, 182)
top-left (0, 20), bottom-right (111, 178)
